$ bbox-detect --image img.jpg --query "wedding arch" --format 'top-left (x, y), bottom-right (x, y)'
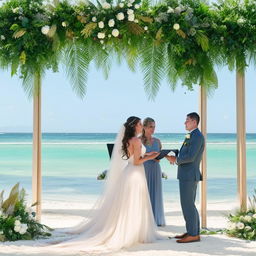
top-left (0, 0), bottom-right (254, 227)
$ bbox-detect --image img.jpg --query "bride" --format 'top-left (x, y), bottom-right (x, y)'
top-left (0, 116), bottom-right (163, 254)
top-left (52, 116), bottom-right (162, 252)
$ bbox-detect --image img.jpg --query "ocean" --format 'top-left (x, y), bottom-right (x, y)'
top-left (0, 133), bottom-right (255, 204)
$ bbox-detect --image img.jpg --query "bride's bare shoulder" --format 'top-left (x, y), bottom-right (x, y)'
top-left (130, 137), bottom-right (141, 146)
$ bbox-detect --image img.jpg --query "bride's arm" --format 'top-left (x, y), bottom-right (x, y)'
top-left (132, 138), bottom-right (159, 165)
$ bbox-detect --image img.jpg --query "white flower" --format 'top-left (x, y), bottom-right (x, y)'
top-left (119, 3), bottom-right (124, 8)
top-left (236, 222), bottom-right (245, 230)
top-left (0, 35), bottom-right (4, 40)
top-left (175, 6), bottom-right (182, 14)
top-left (108, 34), bottom-right (112, 38)
top-left (108, 19), bottom-right (115, 27)
top-left (97, 32), bottom-right (105, 39)
top-left (167, 7), bottom-right (174, 13)
top-left (0, 231), bottom-right (3, 235)
top-left (144, 26), bottom-right (148, 31)
top-left (245, 226), bottom-right (252, 231)
top-left (252, 213), bottom-right (256, 218)
top-left (128, 14), bottom-right (135, 22)
top-left (112, 29), bottom-right (119, 37)
top-left (227, 222), bottom-right (237, 230)
top-left (102, 2), bottom-right (111, 9)
top-left (98, 21), bottom-right (104, 29)
top-left (14, 220), bottom-right (21, 226)
top-left (185, 133), bottom-right (190, 139)
top-left (173, 23), bottom-right (180, 30)
top-left (134, 19), bottom-right (139, 23)
top-left (129, 0), bottom-right (135, 3)
top-left (19, 224), bottom-right (28, 235)
top-left (61, 21), bottom-right (67, 27)
top-left (12, 7), bottom-right (20, 13)
top-left (100, 40), bottom-right (104, 44)
top-left (237, 18), bottom-right (245, 24)
top-left (25, 207), bottom-right (33, 214)
top-left (135, 4), bottom-right (140, 9)
top-left (116, 12), bottom-right (125, 21)
top-left (244, 216), bottom-right (252, 222)
top-left (14, 225), bottom-right (21, 233)
top-left (92, 17), bottom-right (97, 22)
top-left (127, 9), bottom-right (134, 15)
top-left (127, 3), bottom-right (132, 7)
top-left (41, 25), bottom-right (50, 35)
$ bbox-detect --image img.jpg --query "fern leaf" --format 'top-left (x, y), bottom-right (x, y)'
top-left (195, 31), bottom-right (209, 51)
top-left (13, 29), bottom-right (26, 38)
top-left (81, 23), bottom-right (97, 38)
top-left (19, 51), bottom-right (26, 64)
top-left (176, 29), bottom-right (186, 39)
top-left (137, 15), bottom-right (153, 23)
top-left (127, 22), bottom-right (144, 35)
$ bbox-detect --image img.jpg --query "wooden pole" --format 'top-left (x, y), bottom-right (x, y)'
top-left (199, 85), bottom-right (207, 228)
top-left (236, 71), bottom-right (247, 211)
top-left (32, 73), bottom-right (42, 221)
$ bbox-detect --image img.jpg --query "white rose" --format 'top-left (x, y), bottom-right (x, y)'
top-left (173, 23), bottom-right (180, 30)
top-left (128, 14), bottom-right (135, 22)
top-left (12, 7), bottom-right (19, 13)
top-left (0, 35), bottom-right (4, 40)
top-left (108, 34), bottom-right (111, 38)
top-left (102, 2), bottom-right (111, 9)
top-left (252, 213), bottom-right (256, 218)
top-left (127, 9), bottom-right (134, 15)
top-left (14, 220), bottom-right (21, 226)
top-left (100, 40), bottom-right (104, 44)
top-left (98, 21), bottom-right (104, 29)
top-left (119, 3), bottom-right (124, 8)
top-left (167, 7), bottom-right (174, 13)
top-left (112, 29), bottom-right (119, 37)
top-left (237, 18), bottom-right (245, 24)
top-left (108, 19), bottom-right (115, 27)
top-left (144, 26), bottom-right (148, 31)
top-left (61, 21), bottom-right (67, 27)
top-left (127, 3), bottom-right (132, 7)
top-left (0, 231), bottom-right (3, 235)
top-left (175, 6), bottom-right (182, 14)
top-left (116, 12), bottom-right (125, 21)
top-left (245, 226), bottom-right (252, 231)
top-left (134, 19), bottom-right (139, 23)
top-left (236, 222), bottom-right (245, 230)
top-left (135, 4), bottom-right (140, 9)
top-left (129, 0), bottom-right (135, 3)
top-left (41, 25), bottom-right (50, 35)
top-left (97, 32), bottom-right (105, 39)
top-left (244, 216), bottom-right (252, 222)
top-left (92, 17), bottom-right (97, 22)
top-left (185, 133), bottom-right (190, 139)
top-left (14, 225), bottom-right (21, 233)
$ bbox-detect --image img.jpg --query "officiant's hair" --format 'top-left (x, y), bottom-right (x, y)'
top-left (122, 116), bottom-right (141, 159)
top-left (187, 112), bottom-right (200, 125)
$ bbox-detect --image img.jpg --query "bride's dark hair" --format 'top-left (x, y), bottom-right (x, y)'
top-left (122, 116), bottom-right (141, 159)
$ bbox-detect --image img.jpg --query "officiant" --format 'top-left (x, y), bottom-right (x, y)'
top-left (141, 117), bottom-right (166, 226)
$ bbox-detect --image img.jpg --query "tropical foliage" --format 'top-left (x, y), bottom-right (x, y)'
top-left (226, 190), bottom-right (256, 241)
top-left (0, 0), bottom-right (255, 98)
top-left (0, 183), bottom-right (52, 241)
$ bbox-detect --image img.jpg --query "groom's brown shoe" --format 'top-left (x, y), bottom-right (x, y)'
top-left (174, 233), bottom-right (188, 239)
top-left (176, 235), bottom-right (200, 243)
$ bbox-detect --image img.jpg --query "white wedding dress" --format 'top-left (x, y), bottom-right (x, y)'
top-left (0, 126), bottom-right (162, 254)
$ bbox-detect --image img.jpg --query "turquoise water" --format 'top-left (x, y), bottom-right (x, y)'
top-left (0, 133), bottom-right (255, 203)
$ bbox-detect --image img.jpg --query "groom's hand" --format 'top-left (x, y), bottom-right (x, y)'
top-left (166, 155), bottom-right (176, 165)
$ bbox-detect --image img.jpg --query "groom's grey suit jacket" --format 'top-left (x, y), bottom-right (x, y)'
top-left (177, 128), bottom-right (205, 181)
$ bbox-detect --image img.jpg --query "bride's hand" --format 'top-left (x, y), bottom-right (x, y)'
top-left (147, 152), bottom-right (160, 160)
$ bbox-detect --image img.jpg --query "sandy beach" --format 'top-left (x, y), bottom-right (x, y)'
top-left (1, 200), bottom-right (255, 256)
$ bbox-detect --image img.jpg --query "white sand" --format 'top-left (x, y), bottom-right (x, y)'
top-left (0, 200), bottom-right (256, 256)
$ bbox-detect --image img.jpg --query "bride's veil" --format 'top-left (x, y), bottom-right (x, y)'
top-left (64, 125), bottom-right (128, 235)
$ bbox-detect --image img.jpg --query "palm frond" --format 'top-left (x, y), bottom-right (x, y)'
top-left (62, 41), bottom-right (92, 97)
top-left (139, 41), bottom-right (166, 100)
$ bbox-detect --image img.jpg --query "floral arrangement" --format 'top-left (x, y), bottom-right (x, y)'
top-left (0, 183), bottom-right (52, 241)
top-left (226, 190), bottom-right (256, 241)
top-left (0, 0), bottom-right (255, 99)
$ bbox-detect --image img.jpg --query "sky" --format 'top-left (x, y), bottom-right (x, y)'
top-left (0, 0), bottom-right (255, 133)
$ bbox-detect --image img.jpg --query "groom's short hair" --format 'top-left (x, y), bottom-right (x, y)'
top-left (187, 112), bottom-right (200, 125)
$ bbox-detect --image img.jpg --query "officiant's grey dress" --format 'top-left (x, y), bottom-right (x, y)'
top-left (143, 138), bottom-right (166, 226)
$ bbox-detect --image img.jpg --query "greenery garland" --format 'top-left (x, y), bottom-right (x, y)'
top-left (0, 0), bottom-right (255, 98)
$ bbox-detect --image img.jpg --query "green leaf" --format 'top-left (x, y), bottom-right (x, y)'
top-left (81, 23), bottom-right (97, 38)
top-left (127, 22), bottom-right (144, 35)
top-left (195, 31), bottom-right (209, 51)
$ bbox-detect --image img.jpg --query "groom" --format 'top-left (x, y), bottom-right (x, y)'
top-left (166, 112), bottom-right (205, 243)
